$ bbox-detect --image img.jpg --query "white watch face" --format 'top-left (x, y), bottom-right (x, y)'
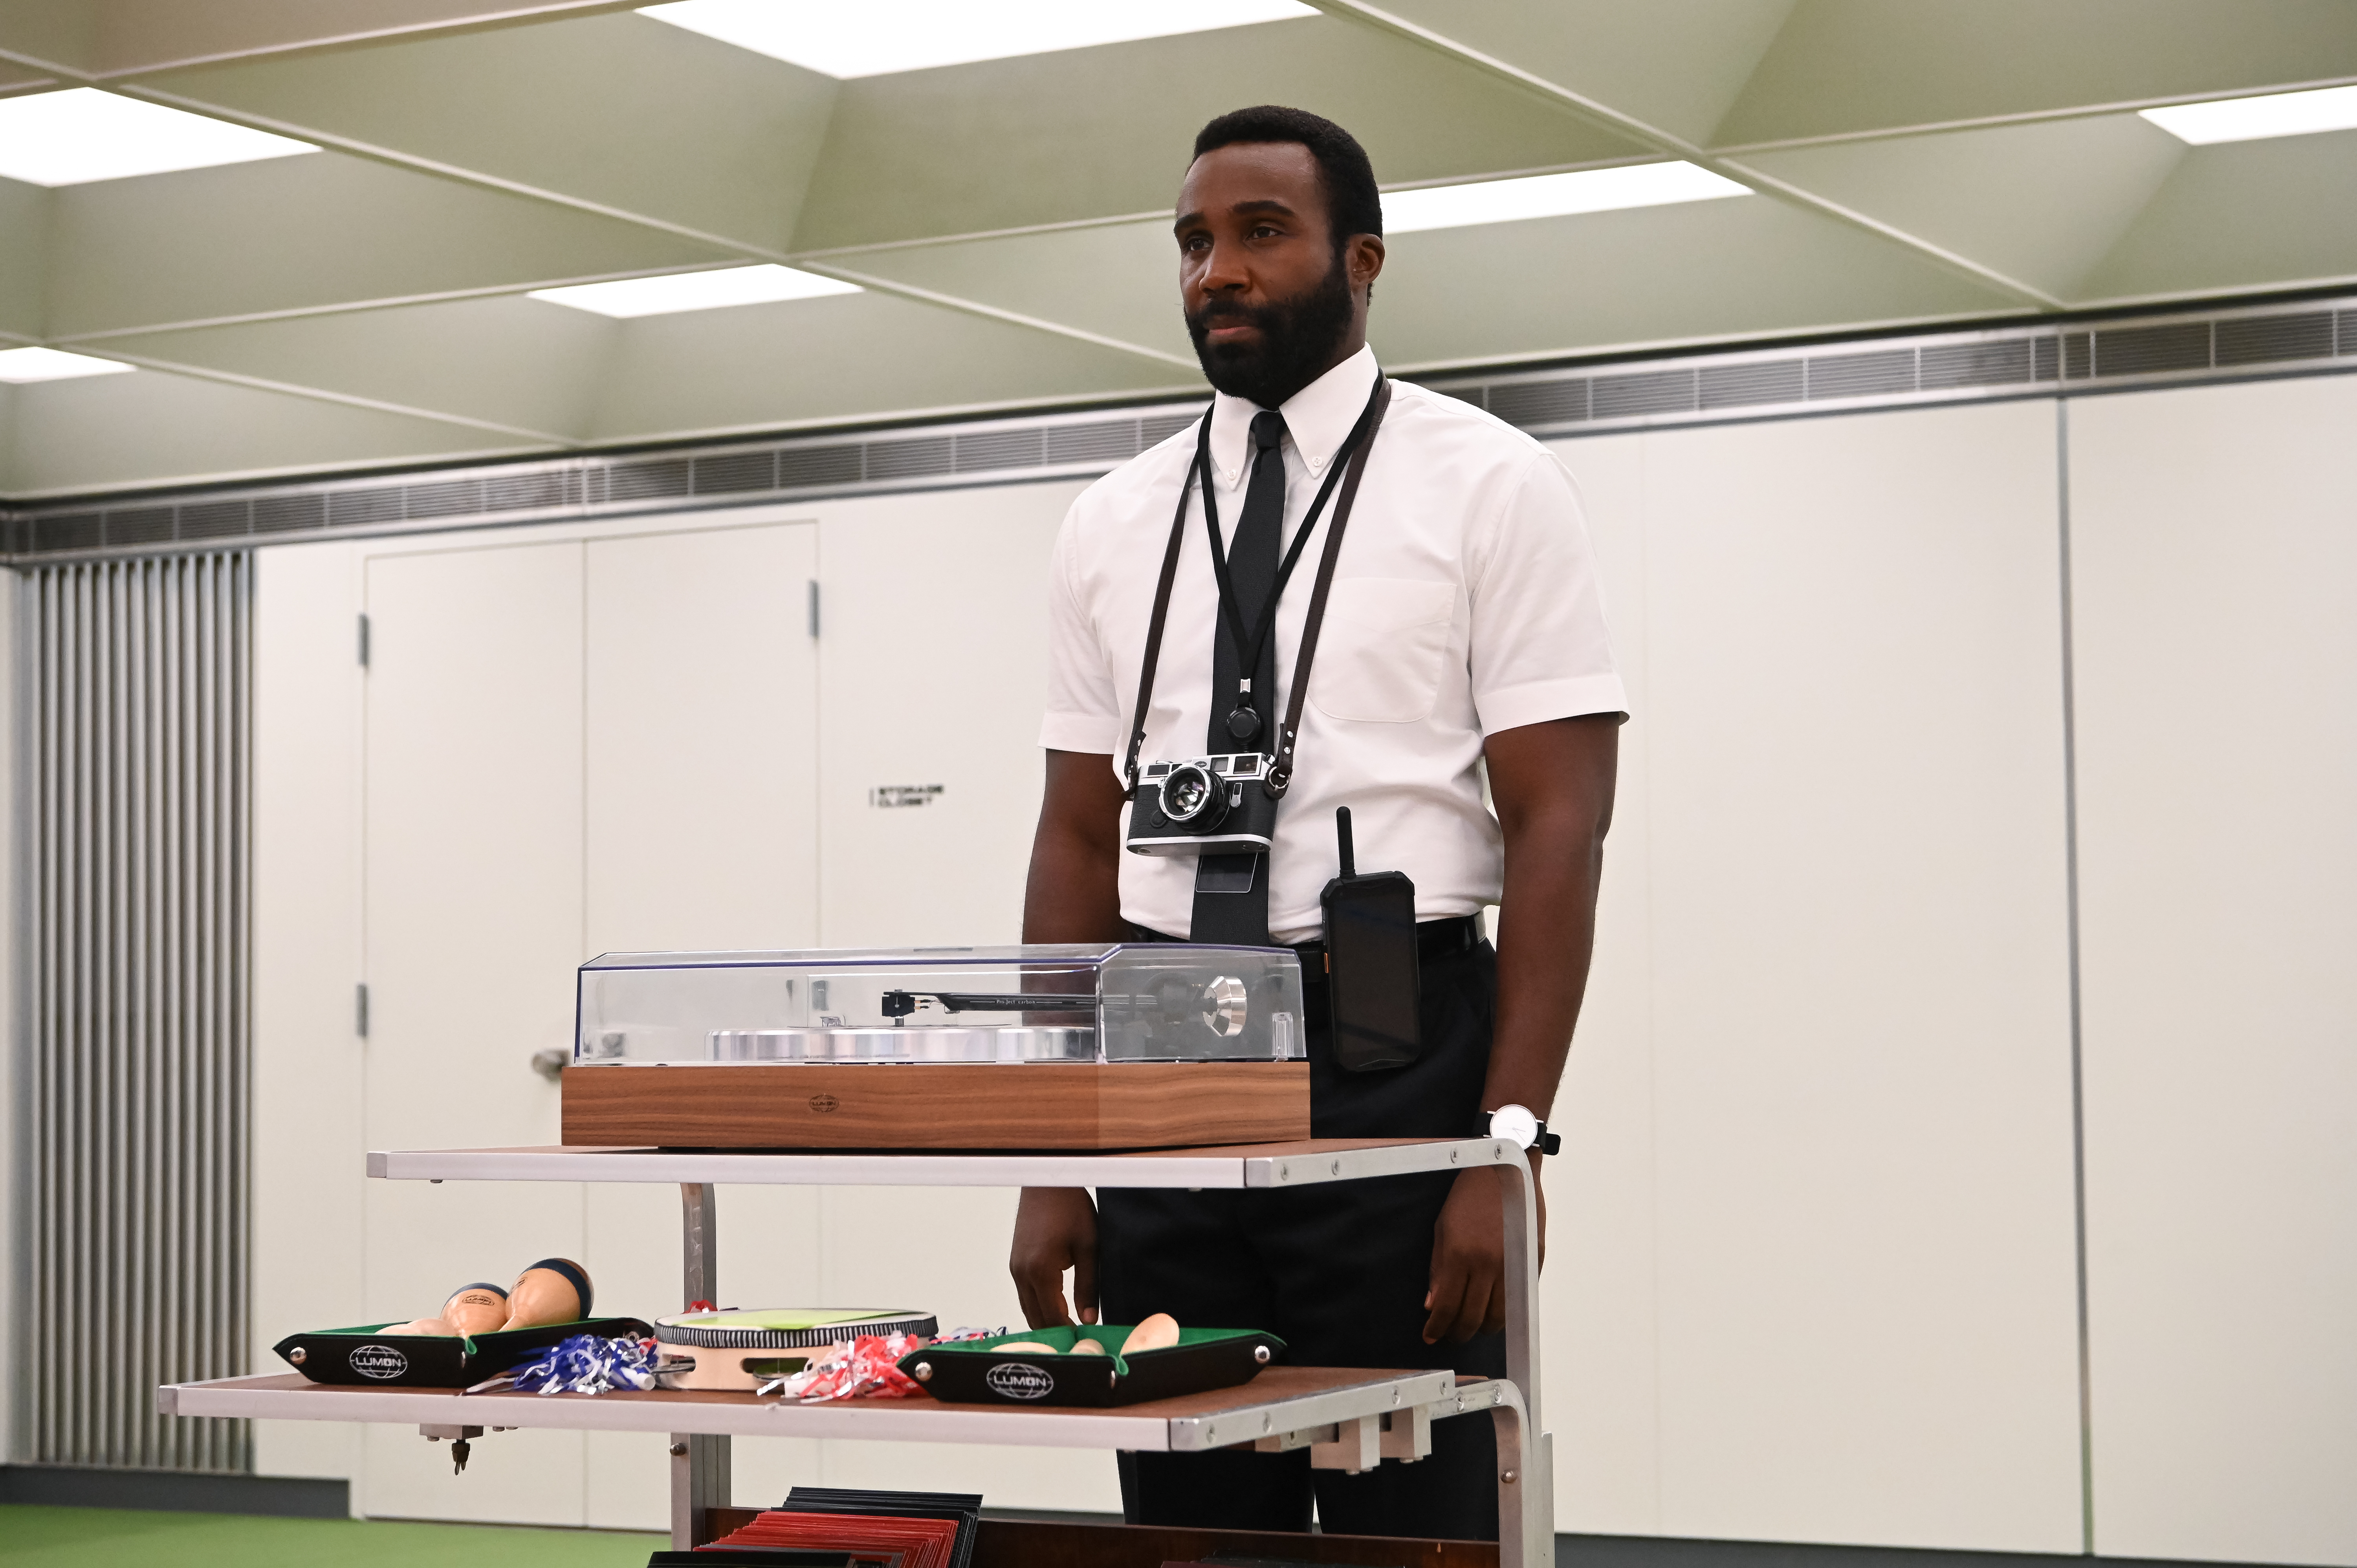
top-left (1490, 1105), bottom-right (1539, 1149)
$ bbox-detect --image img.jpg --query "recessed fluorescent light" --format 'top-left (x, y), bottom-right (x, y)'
top-left (2139, 83), bottom-right (2357, 145)
top-left (640, 0), bottom-right (1316, 78)
top-left (0, 88), bottom-right (315, 186)
top-left (0, 347), bottom-right (136, 383)
top-left (528, 265), bottom-right (862, 318)
top-left (1383, 163), bottom-right (1752, 233)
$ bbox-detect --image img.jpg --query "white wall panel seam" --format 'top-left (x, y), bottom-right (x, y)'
top-left (2055, 399), bottom-right (2097, 1554)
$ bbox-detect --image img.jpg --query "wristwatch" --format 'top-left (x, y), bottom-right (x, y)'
top-left (1485, 1104), bottom-right (1560, 1156)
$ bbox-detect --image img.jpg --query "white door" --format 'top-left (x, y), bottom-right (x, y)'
top-left (809, 480), bottom-right (1120, 1512)
top-left (577, 521), bottom-right (825, 1526)
top-left (360, 523), bottom-right (827, 1526)
top-left (361, 540), bottom-right (590, 1524)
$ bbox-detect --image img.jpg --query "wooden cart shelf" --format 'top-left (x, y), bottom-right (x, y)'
top-left (166, 1138), bottom-right (1553, 1566)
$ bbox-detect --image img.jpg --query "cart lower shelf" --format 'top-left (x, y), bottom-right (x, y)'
top-left (159, 1365), bottom-right (1507, 1454)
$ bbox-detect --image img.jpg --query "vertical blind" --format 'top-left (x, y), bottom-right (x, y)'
top-left (26, 553), bottom-right (251, 1471)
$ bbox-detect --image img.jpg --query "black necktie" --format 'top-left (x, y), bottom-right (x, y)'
top-left (1191, 410), bottom-right (1286, 944)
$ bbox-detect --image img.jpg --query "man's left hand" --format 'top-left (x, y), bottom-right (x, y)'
top-left (1422, 1160), bottom-right (1547, 1344)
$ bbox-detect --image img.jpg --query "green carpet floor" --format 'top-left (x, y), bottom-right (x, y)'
top-left (0, 1505), bottom-right (662, 1567)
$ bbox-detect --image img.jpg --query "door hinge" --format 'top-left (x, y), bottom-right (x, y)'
top-left (357, 613), bottom-right (371, 668)
top-left (807, 579), bottom-right (820, 639)
top-left (356, 982), bottom-right (370, 1038)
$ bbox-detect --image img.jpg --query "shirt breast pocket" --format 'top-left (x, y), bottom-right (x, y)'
top-left (1309, 577), bottom-right (1458, 724)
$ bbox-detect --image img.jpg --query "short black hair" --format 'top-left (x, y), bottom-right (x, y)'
top-left (1192, 105), bottom-right (1382, 252)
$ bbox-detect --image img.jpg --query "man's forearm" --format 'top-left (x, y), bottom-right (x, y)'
top-left (1480, 716), bottom-right (1620, 1125)
top-left (1484, 808), bottom-right (1605, 1121)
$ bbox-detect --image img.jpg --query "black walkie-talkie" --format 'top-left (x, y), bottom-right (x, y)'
top-left (1320, 807), bottom-right (1422, 1072)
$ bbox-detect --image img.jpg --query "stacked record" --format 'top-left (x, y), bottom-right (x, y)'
top-left (644, 1487), bottom-right (982, 1568)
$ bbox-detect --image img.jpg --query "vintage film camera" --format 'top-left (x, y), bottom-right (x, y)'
top-left (1126, 752), bottom-right (1279, 856)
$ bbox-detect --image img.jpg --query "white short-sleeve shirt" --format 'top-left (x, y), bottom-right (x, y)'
top-left (1039, 344), bottom-right (1625, 944)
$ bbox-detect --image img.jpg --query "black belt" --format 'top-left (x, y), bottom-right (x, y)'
top-left (1129, 913), bottom-right (1485, 971)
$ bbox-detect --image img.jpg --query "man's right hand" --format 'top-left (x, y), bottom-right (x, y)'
top-left (1010, 1186), bottom-right (1100, 1328)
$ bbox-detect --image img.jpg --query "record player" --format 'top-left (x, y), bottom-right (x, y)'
top-left (562, 943), bottom-right (1309, 1149)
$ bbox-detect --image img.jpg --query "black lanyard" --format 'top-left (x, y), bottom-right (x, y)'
top-left (1122, 373), bottom-right (1392, 801)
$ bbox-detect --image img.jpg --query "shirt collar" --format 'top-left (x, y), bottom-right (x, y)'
top-left (1207, 343), bottom-right (1380, 487)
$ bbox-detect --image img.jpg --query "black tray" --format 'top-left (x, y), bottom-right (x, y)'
top-left (273, 1317), bottom-right (652, 1388)
top-left (897, 1325), bottom-right (1283, 1408)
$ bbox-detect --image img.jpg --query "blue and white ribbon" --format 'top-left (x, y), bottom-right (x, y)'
top-left (510, 1334), bottom-right (658, 1396)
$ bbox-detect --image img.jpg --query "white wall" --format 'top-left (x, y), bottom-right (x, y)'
top-left (2070, 375), bottom-right (2357, 1567)
top-left (1543, 430), bottom-right (1663, 1536)
top-left (1547, 402), bottom-right (2085, 1553)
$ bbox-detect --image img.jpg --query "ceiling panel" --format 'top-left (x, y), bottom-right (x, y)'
top-left (1712, 0), bottom-right (2357, 147)
top-left (585, 290), bottom-right (1197, 441)
top-left (82, 0), bottom-right (640, 76)
top-left (0, 1), bottom-right (642, 77)
top-left (833, 222), bottom-right (1192, 365)
top-left (2079, 130), bottom-right (2357, 301)
top-left (1741, 117), bottom-right (2188, 301)
top-left (789, 15), bottom-right (1650, 252)
top-left (1368, 196), bottom-right (2018, 368)
top-left (138, 13), bottom-right (836, 253)
top-left (0, 0), bottom-right (96, 74)
top-left (1312, 0), bottom-right (1801, 148)
top-left (43, 151), bottom-right (726, 339)
top-left (94, 294), bottom-right (620, 441)
top-left (0, 178), bottom-right (45, 337)
top-left (0, 361), bottom-right (529, 495)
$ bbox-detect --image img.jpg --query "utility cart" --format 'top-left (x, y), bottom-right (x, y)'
top-left (159, 1137), bottom-right (1553, 1567)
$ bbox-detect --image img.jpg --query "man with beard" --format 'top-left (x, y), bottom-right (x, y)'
top-left (1011, 105), bottom-right (1623, 1539)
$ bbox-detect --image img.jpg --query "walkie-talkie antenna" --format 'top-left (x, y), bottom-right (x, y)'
top-left (1336, 806), bottom-right (1356, 879)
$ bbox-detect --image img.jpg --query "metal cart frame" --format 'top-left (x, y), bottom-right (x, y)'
top-left (159, 1137), bottom-right (1552, 1566)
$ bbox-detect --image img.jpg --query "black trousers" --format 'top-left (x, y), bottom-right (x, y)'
top-left (1098, 931), bottom-right (1505, 1541)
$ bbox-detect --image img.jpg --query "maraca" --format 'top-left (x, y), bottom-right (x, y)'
top-left (441, 1283), bottom-right (510, 1337)
top-left (502, 1258), bottom-right (593, 1329)
top-left (1119, 1312), bottom-right (1180, 1354)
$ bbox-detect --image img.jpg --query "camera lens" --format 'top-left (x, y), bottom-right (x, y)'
top-left (1160, 762), bottom-right (1226, 828)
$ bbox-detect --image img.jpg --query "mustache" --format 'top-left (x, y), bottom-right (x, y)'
top-left (1187, 297), bottom-right (1273, 334)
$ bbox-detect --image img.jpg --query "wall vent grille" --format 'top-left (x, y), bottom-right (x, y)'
top-left (25, 552), bottom-right (251, 1471)
top-left (1699, 360), bottom-right (1803, 409)
top-left (7, 293), bottom-right (2355, 561)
